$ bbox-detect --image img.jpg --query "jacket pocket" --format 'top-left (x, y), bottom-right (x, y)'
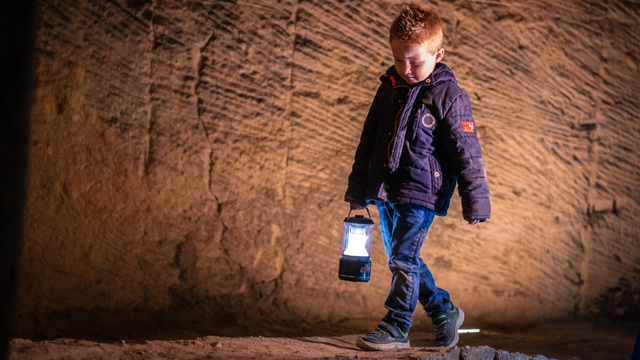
top-left (411, 105), bottom-right (437, 150)
top-left (428, 155), bottom-right (442, 192)
top-left (395, 165), bottom-right (431, 194)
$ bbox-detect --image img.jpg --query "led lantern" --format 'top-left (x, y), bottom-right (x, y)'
top-left (339, 209), bottom-right (374, 282)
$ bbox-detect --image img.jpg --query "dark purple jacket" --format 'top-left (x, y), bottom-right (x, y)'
top-left (345, 63), bottom-right (491, 221)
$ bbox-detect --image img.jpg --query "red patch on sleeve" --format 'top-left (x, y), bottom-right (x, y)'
top-left (390, 75), bottom-right (396, 87)
top-left (461, 122), bottom-right (475, 133)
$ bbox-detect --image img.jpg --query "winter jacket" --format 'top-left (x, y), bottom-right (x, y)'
top-left (344, 63), bottom-right (491, 221)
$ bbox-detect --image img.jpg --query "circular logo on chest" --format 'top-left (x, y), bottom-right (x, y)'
top-left (421, 113), bottom-right (436, 128)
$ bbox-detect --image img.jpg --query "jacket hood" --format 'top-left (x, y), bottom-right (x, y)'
top-left (381, 62), bottom-right (457, 87)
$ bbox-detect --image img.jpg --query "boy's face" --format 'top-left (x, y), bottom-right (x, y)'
top-left (390, 39), bottom-right (444, 85)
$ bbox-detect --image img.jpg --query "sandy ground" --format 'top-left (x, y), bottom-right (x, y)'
top-left (9, 319), bottom-right (638, 360)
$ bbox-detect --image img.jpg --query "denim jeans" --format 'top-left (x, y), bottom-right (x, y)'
top-left (376, 201), bottom-right (451, 330)
top-left (632, 323), bottom-right (640, 360)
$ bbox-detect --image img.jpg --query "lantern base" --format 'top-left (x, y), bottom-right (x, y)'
top-left (338, 256), bottom-right (371, 282)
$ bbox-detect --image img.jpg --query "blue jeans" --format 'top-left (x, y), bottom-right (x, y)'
top-left (376, 201), bottom-right (451, 330)
top-left (632, 323), bottom-right (640, 360)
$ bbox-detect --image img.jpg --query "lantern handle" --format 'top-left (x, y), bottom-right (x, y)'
top-left (348, 207), bottom-right (371, 219)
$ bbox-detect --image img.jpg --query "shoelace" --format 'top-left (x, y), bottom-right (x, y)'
top-left (433, 316), bottom-right (450, 335)
top-left (370, 327), bottom-right (388, 336)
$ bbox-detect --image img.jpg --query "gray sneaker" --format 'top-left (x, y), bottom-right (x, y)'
top-left (432, 304), bottom-right (465, 347)
top-left (356, 321), bottom-right (410, 351)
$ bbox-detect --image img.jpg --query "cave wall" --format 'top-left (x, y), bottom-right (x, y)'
top-left (16, 0), bottom-right (640, 338)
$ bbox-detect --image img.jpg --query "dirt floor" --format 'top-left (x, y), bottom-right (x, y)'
top-left (9, 319), bottom-right (638, 360)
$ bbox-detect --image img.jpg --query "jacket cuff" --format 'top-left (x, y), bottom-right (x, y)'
top-left (462, 197), bottom-right (491, 221)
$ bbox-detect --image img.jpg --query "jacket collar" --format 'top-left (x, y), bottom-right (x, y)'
top-left (380, 62), bottom-right (457, 88)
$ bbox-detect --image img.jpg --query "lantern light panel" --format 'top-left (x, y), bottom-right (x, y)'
top-left (343, 225), bottom-right (370, 257)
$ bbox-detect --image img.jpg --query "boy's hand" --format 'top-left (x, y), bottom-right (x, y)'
top-left (350, 202), bottom-right (367, 210)
top-left (468, 219), bottom-right (486, 225)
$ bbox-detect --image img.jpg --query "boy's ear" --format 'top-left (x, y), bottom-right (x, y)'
top-left (435, 48), bottom-right (445, 63)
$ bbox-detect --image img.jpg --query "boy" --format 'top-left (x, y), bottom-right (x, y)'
top-left (344, 5), bottom-right (491, 351)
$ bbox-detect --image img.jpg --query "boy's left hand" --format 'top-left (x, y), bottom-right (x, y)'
top-left (468, 219), bottom-right (486, 225)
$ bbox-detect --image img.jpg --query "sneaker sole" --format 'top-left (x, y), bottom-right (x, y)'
top-left (356, 338), bottom-right (410, 351)
top-left (446, 308), bottom-right (465, 348)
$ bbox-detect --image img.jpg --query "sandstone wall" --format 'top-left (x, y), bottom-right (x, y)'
top-left (16, 0), bottom-right (640, 338)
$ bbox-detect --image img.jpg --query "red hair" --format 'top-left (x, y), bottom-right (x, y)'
top-left (389, 5), bottom-right (444, 54)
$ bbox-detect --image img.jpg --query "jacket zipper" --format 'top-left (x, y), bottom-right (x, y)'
top-left (387, 84), bottom-right (410, 163)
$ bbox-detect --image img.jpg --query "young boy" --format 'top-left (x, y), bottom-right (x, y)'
top-left (344, 5), bottom-right (491, 351)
